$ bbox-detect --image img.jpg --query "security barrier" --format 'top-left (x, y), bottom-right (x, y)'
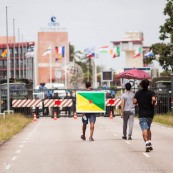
top-left (12, 99), bottom-right (73, 117)
top-left (1, 87), bottom-right (171, 116)
top-left (11, 98), bottom-right (122, 117)
top-left (12, 99), bottom-right (73, 108)
top-left (105, 98), bottom-right (122, 116)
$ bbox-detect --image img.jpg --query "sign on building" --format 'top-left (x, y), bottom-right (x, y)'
top-left (102, 71), bottom-right (113, 81)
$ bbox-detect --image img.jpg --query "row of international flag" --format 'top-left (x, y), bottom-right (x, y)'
top-left (84, 46), bottom-right (154, 59)
top-left (0, 46), bottom-right (154, 59)
top-left (84, 46), bottom-right (120, 59)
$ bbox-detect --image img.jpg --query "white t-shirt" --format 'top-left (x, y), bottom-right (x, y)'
top-left (121, 91), bottom-right (135, 113)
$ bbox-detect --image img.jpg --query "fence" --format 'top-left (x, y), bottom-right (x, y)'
top-left (155, 92), bottom-right (171, 114)
top-left (0, 87), bottom-right (172, 117)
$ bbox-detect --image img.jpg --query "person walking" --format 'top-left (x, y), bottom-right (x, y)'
top-left (52, 93), bottom-right (61, 118)
top-left (64, 92), bottom-right (70, 117)
top-left (133, 79), bottom-right (156, 152)
top-left (69, 91), bottom-right (75, 115)
top-left (81, 82), bottom-right (96, 141)
top-left (121, 83), bottom-right (135, 140)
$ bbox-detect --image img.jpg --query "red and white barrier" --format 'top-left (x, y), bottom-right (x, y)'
top-left (12, 99), bottom-right (73, 108)
top-left (12, 99), bottom-right (42, 108)
top-left (106, 98), bottom-right (122, 107)
top-left (12, 98), bottom-right (122, 109)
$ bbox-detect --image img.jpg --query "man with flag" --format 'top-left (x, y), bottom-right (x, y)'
top-left (81, 82), bottom-right (96, 141)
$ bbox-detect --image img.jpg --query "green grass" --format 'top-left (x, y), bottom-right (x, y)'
top-left (0, 113), bottom-right (32, 144)
top-left (153, 113), bottom-right (173, 126)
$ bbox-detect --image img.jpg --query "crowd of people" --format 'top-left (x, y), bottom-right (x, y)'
top-left (81, 80), bottom-right (156, 153)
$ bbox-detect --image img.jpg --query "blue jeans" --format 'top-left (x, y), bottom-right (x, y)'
top-left (139, 118), bottom-right (153, 131)
top-left (82, 114), bottom-right (96, 124)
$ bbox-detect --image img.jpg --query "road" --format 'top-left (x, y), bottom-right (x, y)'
top-left (0, 116), bottom-right (173, 173)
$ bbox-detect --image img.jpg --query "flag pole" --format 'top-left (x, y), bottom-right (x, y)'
top-left (50, 47), bottom-right (52, 84)
top-left (64, 45), bottom-right (67, 89)
top-left (94, 47), bottom-right (97, 88)
top-left (13, 18), bottom-right (16, 78)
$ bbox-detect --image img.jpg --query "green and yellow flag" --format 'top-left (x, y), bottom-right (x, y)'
top-left (76, 91), bottom-right (105, 113)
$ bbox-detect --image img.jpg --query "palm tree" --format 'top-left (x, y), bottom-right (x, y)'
top-left (69, 44), bottom-right (94, 84)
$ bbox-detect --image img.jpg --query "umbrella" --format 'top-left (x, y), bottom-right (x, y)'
top-left (116, 69), bottom-right (151, 80)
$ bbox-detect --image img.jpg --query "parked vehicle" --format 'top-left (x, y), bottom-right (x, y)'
top-left (155, 81), bottom-right (171, 93)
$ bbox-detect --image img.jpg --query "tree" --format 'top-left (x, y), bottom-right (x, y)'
top-left (69, 44), bottom-right (94, 85)
top-left (69, 43), bottom-right (82, 62)
top-left (151, 0), bottom-right (173, 71)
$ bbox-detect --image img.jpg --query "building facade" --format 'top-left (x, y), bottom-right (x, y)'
top-left (0, 36), bottom-right (35, 80)
top-left (112, 32), bottom-right (147, 68)
top-left (36, 32), bottom-right (69, 87)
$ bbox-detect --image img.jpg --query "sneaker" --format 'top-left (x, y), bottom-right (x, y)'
top-left (122, 136), bottom-right (127, 140)
top-left (81, 135), bottom-right (86, 141)
top-left (128, 136), bottom-right (132, 140)
top-left (145, 143), bottom-right (152, 152)
top-left (148, 142), bottom-right (153, 151)
top-left (89, 137), bottom-right (94, 141)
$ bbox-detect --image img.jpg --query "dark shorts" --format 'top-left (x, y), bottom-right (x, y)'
top-left (139, 117), bottom-right (153, 131)
top-left (82, 114), bottom-right (96, 124)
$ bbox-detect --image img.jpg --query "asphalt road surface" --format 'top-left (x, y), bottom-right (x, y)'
top-left (0, 116), bottom-right (173, 173)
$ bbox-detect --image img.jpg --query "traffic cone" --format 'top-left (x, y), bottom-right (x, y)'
top-left (33, 113), bottom-right (37, 121)
top-left (110, 111), bottom-right (113, 119)
top-left (74, 112), bottom-right (77, 119)
top-left (54, 112), bottom-right (57, 120)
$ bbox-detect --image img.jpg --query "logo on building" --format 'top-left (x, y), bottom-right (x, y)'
top-left (48, 16), bottom-right (60, 27)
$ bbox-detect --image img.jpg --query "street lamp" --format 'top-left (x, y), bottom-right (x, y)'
top-left (6, 5), bottom-right (12, 112)
top-left (21, 34), bottom-right (25, 78)
top-left (22, 33), bottom-right (32, 79)
top-left (13, 18), bottom-right (16, 78)
top-left (18, 27), bottom-right (23, 78)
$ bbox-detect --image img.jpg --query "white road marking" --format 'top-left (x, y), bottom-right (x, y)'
top-left (153, 124), bottom-right (159, 127)
top-left (113, 134), bottom-right (118, 136)
top-left (11, 156), bottom-right (17, 161)
top-left (125, 141), bottom-right (130, 144)
top-left (4, 163), bottom-right (12, 169)
top-left (167, 127), bottom-right (172, 130)
top-left (142, 153), bottom-right (150, 158)
top-left (16, 150), bottom-right (21, 154)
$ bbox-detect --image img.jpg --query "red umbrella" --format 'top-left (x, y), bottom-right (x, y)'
top-left (117, 69), bottom-right (151, 79)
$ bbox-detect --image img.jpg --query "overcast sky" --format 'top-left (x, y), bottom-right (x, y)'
top-left (0, 0), bottom-right (167, 71)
